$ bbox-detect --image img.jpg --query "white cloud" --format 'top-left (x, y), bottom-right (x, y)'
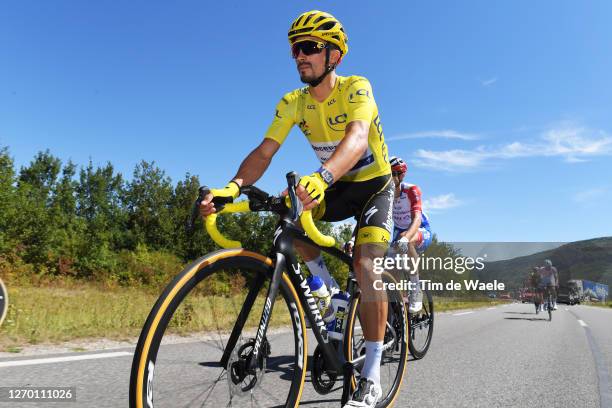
top-left (387, 130), bottom-right (479, 142)
top-left (413, 124), bottom-right (612, 172)
top-left (424, 193), bottom-right (463, 212)
top-left (481, 77), bottom-right (498, 87)
top-left (573, 188), bottom-right (607, 204)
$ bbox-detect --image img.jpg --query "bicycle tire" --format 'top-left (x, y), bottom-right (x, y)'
top-left (0, 278), bottom-right (8, 328)
top-left (548, 294), bottom-right (552, 321)
top-left (344, 273), bottom-right (408, 407)
top-left (129, 249), bottom-right (308, 408)
top-left (408, 287), bottom-right (434, 359)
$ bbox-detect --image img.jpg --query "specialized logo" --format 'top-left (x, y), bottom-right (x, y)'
top-left (273, 226), bottom-right (282, 245)
top-left (253, 297), bottom-right (273, 358)
top-left (326, 113), bottom-right (347, 131)
top-left (146, 360), bottom-right (155, 408)
top-left (327, 98), bottom-right (336, 106)
top-left (364, 206), bottom-right (378, 225)
top-left (290, 302), bottom-right (304, 369)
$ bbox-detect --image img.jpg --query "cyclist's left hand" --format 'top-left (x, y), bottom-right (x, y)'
top-left (296, 172), bottom-right (328, 211)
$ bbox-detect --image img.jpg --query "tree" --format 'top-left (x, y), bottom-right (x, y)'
top-left (123, 161), bottom-right (174, 251)
top-left (75, 160), bottom-right (125, 277)
top-left (0, 147), bottom-right (16, 253)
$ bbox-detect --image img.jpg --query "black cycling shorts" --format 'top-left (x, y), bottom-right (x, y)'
top-left (313, 174), bottom-right (394, 246)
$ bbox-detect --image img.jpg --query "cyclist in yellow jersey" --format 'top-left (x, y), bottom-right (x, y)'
top-left (200, 11), bottom-right (392, 407)
top-left (265, 75), bottom-right (389, 183)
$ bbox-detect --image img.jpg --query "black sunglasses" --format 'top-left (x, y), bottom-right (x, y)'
top-left (291, 40), bottom-right (327, 58)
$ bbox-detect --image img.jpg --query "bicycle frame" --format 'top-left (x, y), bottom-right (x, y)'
top-left (219, 216), bottom-right (353, 374)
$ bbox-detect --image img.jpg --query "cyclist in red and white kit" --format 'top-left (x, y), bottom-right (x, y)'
top-left (389, 156), bottom-right (432, 313)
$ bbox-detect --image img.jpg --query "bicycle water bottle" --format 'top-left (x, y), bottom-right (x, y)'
top-left (306, 276), bottom-right (335, 323)
top-left (328, 292), bottom-right (350, 340)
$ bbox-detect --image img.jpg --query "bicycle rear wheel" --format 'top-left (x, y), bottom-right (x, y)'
top-left (344, 273), bottom-right (408, 407)
top-left (129, 249), bottom-right (308, 408)
top-left (408, 287), bottom-right (434, 359)
top-left (548, 294), bottom-right (552, 321)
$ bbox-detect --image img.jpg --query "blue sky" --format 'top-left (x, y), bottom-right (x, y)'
top-left (1, 1), bottom-right (611, 242)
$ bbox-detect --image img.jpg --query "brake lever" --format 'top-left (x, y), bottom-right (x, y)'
top-left (186, 186), bottom-right (209, 233)
top-left (286, 171), bottom-right (302, 221)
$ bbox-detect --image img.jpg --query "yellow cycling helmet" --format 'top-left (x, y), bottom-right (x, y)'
top-left (288, 10), bottom-right (348, 57)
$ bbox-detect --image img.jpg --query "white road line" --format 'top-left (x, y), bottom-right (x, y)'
top-left (453, 311), bottom-right (474, 316)
top-left (565, 308), bottom-right (569, 311)
top-left (578, 320), bottom-right (588, 327)
top-left (487, 307), bottom-right (496, 310)
top-left (0, 351), bottom-right (132, 368)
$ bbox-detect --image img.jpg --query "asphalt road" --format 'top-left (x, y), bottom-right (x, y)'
top-left (1, 303), bottom-right (610, 408)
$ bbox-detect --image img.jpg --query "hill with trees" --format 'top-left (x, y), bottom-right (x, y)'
top-left (471, 237), bottom-right (612, 290)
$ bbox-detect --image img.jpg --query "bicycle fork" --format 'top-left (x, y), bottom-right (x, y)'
top-left (248, 252), bottom-right (286, 371)
top-left (218, 252), bottom-right (286, 372)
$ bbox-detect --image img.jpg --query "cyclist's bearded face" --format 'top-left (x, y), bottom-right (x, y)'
top-left (292, 37), bottom-right (339, 84)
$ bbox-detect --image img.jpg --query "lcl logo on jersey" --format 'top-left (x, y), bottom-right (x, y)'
top-left (349, 89), bottom-right (370, 103)
top-left (326, 113), bottom-right (347, 131)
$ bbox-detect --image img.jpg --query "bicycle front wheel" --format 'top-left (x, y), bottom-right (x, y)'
top-left (129, 249), bottom-right (308, 408)
top-left (408, 287), bottom-right (434, 359)
top-left (344, 273), bottom-right (408, 407)
top-left (0, 278), bottom-right (8, 327)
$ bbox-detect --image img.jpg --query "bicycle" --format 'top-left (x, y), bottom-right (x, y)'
top-left (129, 172), bottom-right (408, 407)
top-left (0, 277), bottom-right (7, 328)
top-left (543, 286), bottom-right (555, 321)
top-left (407, 287), bottom-right (433, 359)
top-left (385, 246), bottom-right (434, 360)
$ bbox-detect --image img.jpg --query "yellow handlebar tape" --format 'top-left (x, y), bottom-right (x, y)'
top-left (205, 214), bottom-right (241, 248)
top-left (204, 201), bottom-right (251, 248)
top-left (300, 210), bottom-right (336, 247)
top-left (204, 199), bottom-right (335, 249)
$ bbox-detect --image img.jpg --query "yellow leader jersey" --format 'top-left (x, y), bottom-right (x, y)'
top-left (264, 75), bottom-right (390, 183)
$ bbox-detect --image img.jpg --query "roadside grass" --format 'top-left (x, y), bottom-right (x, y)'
top-left (434, 297), bottom-right (509, 312)
top-left (583, 301), bottom-right (612, 309)
top-left (0, 285), bottom-right (291, 352)
top-left (1, 284), bottom-right (512, 352)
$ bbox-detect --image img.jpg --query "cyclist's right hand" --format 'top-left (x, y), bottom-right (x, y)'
top-left (198, 181), bottom-right (240, 217)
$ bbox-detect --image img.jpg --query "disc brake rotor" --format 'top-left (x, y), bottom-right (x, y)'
top-left (227, 339), bottom-right (267, 400)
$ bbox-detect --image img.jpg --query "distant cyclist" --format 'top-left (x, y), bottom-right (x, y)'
top-left (538, 259), bottom-right (559, 311)
top-left (528, 267), bottom-right (542, 313)
top-left (389, 156), bottom-right (432, 313)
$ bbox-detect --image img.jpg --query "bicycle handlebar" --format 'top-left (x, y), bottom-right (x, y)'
top-left (190, 172), bottom-right (336, 249)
